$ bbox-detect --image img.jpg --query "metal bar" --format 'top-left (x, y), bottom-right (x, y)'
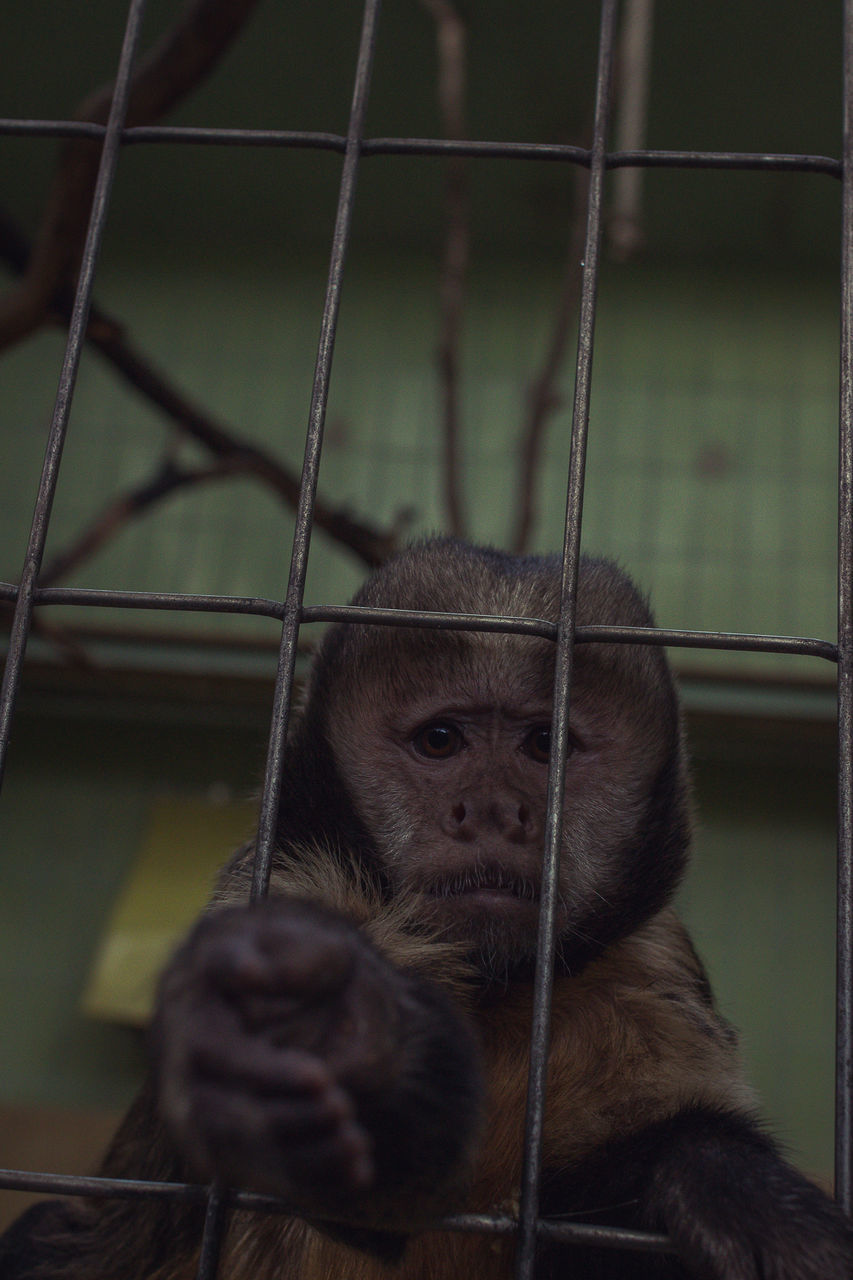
top-left (837, 0), bottom-right (853, 1215)
top-left (513, 3), bottom-right (619, 1278)
top-left (0, 584), bottom-right (288, 619)
top-left (248, 0), bottom-right (382, 907)
top-left (195, 1184), bottom-right (229, 1280)
top-left (0, 119), bottom-right (108, 139)
top-left (0, 583), bottom-right (839, 661)
top-left (0, 0), bottom-right (845, 1269)
top-left (0, 1169), bottom-right (208, 1201)
top-left (0, 1165), bottom-right (674, 1253)
top-left (186, 4), bottom-right (383, 1270)
top-left (303, 609), bottom-right (840, 660)
top-left (0, 0), bottom-right (148, 794)
top-left (0, 117), bottom-right (843, 179)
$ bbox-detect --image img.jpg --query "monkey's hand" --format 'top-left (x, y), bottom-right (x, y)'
top-left (153, 899), bottom-right (482, 1224)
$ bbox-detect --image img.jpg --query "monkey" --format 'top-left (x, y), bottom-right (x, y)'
top-left (2, 536), bottom-right (852, 1280)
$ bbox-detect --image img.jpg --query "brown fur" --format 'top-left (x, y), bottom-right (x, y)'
top-left (9, 542), bottom-right (773, 1279)
top-left (144, 844), bottom-right (754, 1280)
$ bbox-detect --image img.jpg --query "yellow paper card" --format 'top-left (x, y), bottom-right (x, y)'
top-left (82, 796), bottom-right (256, 1026)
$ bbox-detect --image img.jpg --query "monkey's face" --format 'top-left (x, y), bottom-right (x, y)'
top-left (328, 629), bottom-right (684, 979)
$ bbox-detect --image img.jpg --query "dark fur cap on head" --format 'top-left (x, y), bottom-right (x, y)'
top-left (310, 536), bottom-right (672, 710)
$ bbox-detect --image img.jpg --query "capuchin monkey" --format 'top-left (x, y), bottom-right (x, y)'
top-left (3, 537), bottom-right (852, 1279)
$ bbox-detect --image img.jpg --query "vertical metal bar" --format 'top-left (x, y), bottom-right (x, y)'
top-left (249, 0), bottom-right (382, 903)
top-left (836, 0), bottom-right (853, 1216)
top-left (195, 1184), bottom-right (228, 1280)
top-left (193, 5), bottom-right (383, 1269)
top-left (0, 0), bottom-right (148, 793)
top-left (513, 3), bottom-right (619, 1278)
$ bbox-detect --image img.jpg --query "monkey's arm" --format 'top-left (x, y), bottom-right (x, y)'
top-left (539, 1104), bottom-right (853, 1280)
top-left (153, 896), bottom-right (483, 1241)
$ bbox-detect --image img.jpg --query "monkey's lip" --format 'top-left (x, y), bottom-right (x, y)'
top-left (423, 869), bottom-right (540, 904)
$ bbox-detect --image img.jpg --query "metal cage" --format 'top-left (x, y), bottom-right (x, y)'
top-left (0, 1), bottom-right (851, 1277)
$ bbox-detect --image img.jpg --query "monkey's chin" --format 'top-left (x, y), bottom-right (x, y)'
top-left (420, 892), bottom-right (548, 980)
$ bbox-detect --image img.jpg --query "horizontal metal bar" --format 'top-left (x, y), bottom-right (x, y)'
top-left (127, 125), bottom-right (346, 151)
top-left (301, 604), bottom-right (557, 638)
top-left (0, 1168), bottom-right (208, 1203)
top-left (0, 582), bottom-right (839, 661)
top-left (0, 1168), bottom-right (671, 1253)
top-left (0, 119), bottom-right (107, 140)
top-left (609, 148), bottom-right (841, 176)
top-left (308, 599), bottom-right (840, 664)
top-left (0, 581), bottom-right (286, 619)
top-left (535, 1219), bottom-right (674, 1254)
top-left (577, 625), bottom-right (838, 662)
top-left (0, 117), bottom-right (842, 178)
top-left (441, 1213), bottom-right (673, 1255)
top-left (368, 143), bottom-right (842, 177)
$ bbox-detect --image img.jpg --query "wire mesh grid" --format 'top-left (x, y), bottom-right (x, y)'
top-left (0, 0), bottom-right (851, 1276)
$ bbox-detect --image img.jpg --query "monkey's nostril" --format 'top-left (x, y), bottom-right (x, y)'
top-left (452, 802), bottom-right (466, 825)
top-left (518, 803), bottom-right (530, 827)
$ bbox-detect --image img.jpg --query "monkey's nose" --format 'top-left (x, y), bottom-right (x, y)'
top-left (443, 796), bottom-right (534, 844)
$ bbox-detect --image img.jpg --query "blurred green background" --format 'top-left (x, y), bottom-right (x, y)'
top-left (0, 0), bottom-right (845, 1201)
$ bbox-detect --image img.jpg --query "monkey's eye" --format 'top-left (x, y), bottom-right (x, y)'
top-left (522, 726), bottom-right (552, 764)
top-left (412, 722), bottom-right (464, 759)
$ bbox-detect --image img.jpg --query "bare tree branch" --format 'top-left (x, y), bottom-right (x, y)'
top-left (85, 315), bottom-right (401, 567)
top-left (421, 0), bottom-right (469, 539)
top-left (512, 1), bottom-right (654, 551)
top-left (0, 608), bottom-right (96, 668)
top-left (609, 0), bottom-right (654, 260)
top-left (0, 0), bottom-right (262, 351)
top-left (511, 161), bottom-right (590, 555)
top-left (0, 0), bottom-right (405, 573)
top-left (38, 458), bottom-right (240, 587)
top-left (0, 208), bottom-right (403, 570)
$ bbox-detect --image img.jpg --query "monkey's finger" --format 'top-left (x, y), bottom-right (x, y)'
top-left (190, 1042), bottom-right (335, 1098)
top-left (191, 1076), bottom-right (353, 1142)
top-left (276, 1123), bottom-right (375, 1191)
top-left (198, 914), bottom-right (356, 998)
top-left (189, 1083), bottom-right (374, 1193)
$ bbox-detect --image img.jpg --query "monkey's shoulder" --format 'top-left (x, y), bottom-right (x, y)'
top-left (550, 911), bottom-right (753, 1133)
top-left (468, 911), bottom-right (753, 1193)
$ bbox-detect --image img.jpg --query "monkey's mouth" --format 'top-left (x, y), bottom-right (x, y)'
top-left (424, 866), bottom-right (540, 905)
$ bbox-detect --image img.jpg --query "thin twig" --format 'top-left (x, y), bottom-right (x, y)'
top-left (513, 1), bottom-right (653, 550)
top-left (84, 315), bottom-right (401, 567)
top-left (0, 0), bottom-right (262, 351)
top-left (609, 0), bottom-right (654, 260)
top-left (511, 161), bottom-right (590, 554)
top-left (421, 0), bottom-right (469, 538)
top-left (38, 459), bottom-right (241, 587)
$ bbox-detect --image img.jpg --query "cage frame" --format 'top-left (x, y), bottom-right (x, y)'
top-left (0, 0), bottom-right (851, 1276)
